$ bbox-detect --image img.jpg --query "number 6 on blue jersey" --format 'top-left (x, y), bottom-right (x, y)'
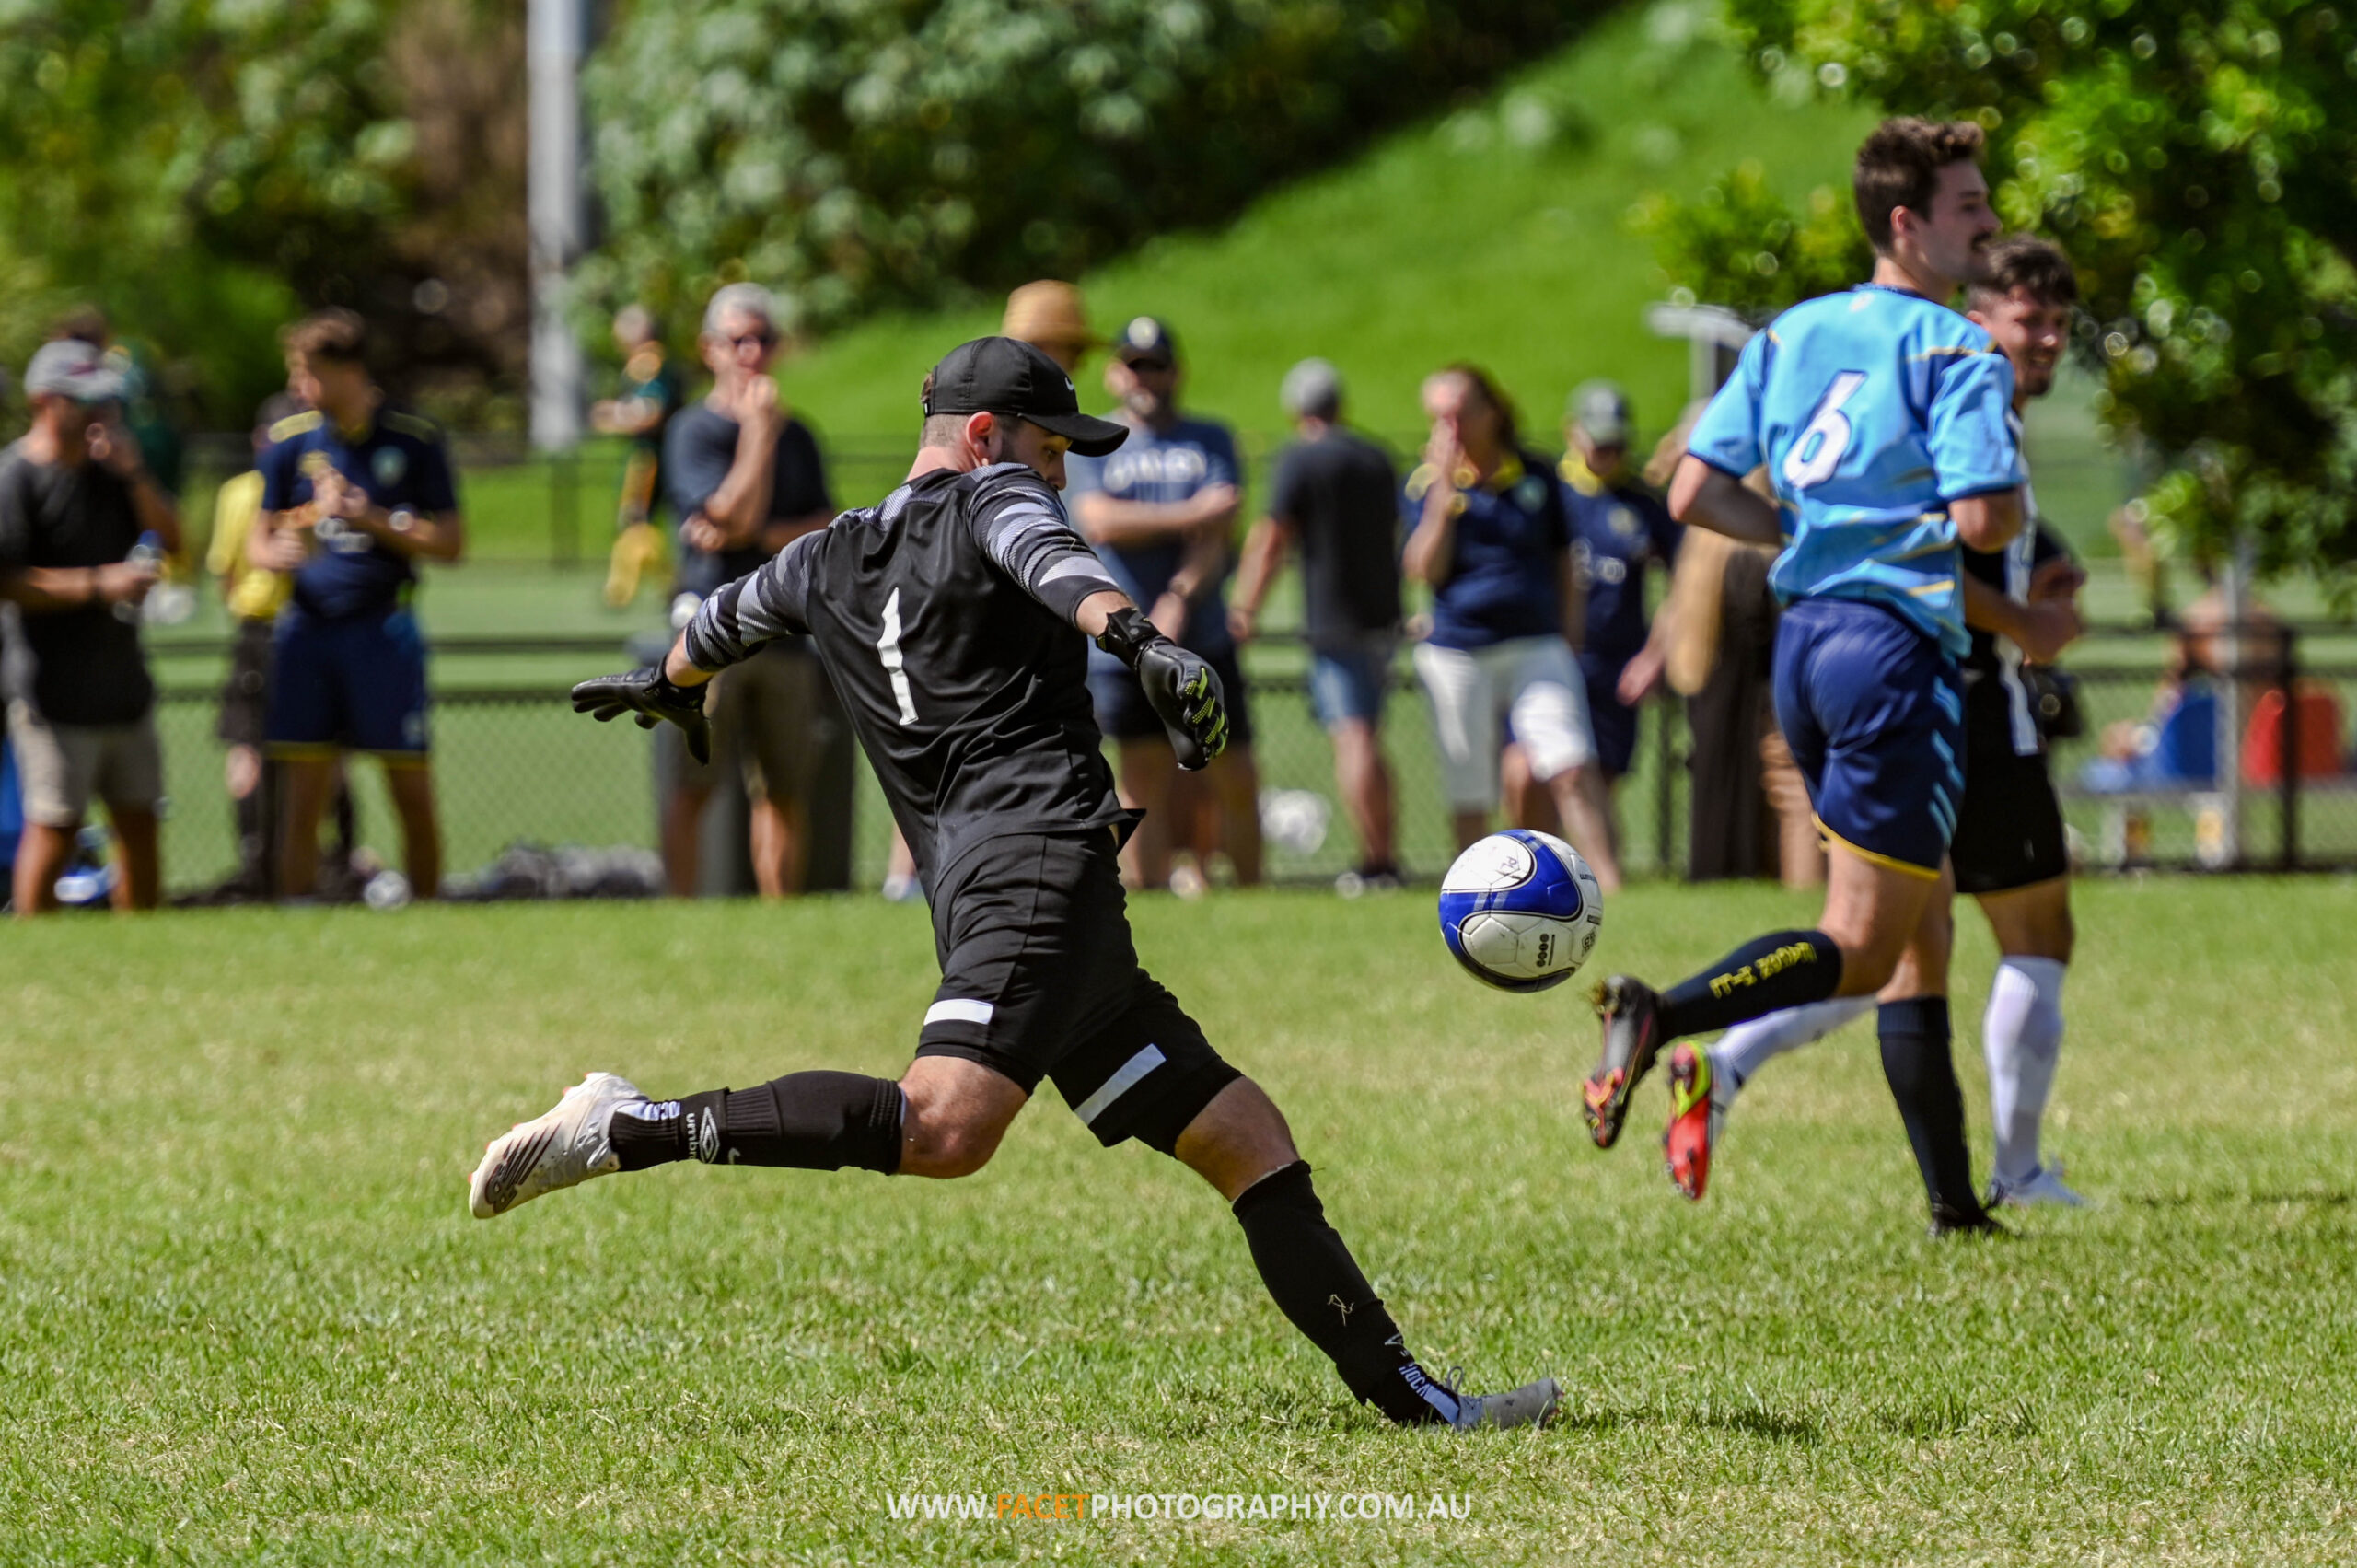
top-left (1781, 370), bottom-right (1869, 490)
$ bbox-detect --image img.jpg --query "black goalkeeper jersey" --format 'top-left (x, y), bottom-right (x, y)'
top-left (682, 461), bottom-right (1135, 890)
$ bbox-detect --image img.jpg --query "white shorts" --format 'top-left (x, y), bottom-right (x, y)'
top-left (1413, 636), bottom-right (1596, 811)
top-left (6, 701), bottom-right (166, 827)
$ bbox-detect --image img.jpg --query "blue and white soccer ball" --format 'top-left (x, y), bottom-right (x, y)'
top-left (1437, 829), bottom-right (1604, 993)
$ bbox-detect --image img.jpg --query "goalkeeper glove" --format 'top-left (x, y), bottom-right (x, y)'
top-left (1095, 606), bottom-right (1229, 771)
top-left (572, 665), bottom-right (713, 763)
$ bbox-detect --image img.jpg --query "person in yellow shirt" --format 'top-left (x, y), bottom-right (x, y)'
top-left (594, 307), bottom-right (685, 608)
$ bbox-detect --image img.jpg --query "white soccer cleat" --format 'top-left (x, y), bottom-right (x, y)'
top-left (1447, 1376), bottom-right (1562, 1433)
top-left (1989, 1165), bottom-right (2087, 1209)
top-left (468, 1072), bottom-right (645, 1219)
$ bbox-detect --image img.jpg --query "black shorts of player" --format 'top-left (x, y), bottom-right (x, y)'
top-left (915, 829), bottom-right (1242, 1152)
top-left (1951, 723), bottom-right (2071, 896)
top-left (1090, 641), bottom-right (1256, 749)
top-left (215, 618), bottom-right (275, 748)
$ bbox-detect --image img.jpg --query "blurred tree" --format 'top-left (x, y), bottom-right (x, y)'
top-left (0, 0), bottom-right (522, 427)
top-left (579, 0), bottom-right (1596, 338)
top-left (1643, 1), bottom-right (2357, 579)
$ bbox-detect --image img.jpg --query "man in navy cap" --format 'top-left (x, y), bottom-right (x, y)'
top-left (1556, 380), bottom-right (1679, 862)
top-left (472, 337), bottom-right (1561, 1434)
top-left (1068, 317), bottom-right (1260, 893)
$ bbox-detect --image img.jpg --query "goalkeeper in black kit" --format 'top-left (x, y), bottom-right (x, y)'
top-left (468, 337), bottom-right (1558, 1432)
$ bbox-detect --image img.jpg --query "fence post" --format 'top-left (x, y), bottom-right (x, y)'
top-left (2212, 544), bottom-right (2248, 868)
top-left (2280, 624), bottom-right (2300, 872)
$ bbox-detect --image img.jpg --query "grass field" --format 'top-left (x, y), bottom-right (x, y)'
top-left (7, 877), bottom-right (2356, 1563)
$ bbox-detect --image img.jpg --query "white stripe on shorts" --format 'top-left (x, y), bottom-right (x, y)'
top-left (1072, 1044), bottom-right (1166, 1126)
top-left (923, 998), bottom-right (996, 1028)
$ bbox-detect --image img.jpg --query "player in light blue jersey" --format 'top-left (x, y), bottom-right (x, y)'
top-left (1580, 119), bottom-right (2027, 1237)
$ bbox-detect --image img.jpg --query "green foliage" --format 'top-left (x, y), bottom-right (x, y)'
top-left (1646, 1), bottom-right (2357, 581)
top-left (0, 0), bottom-right (417, 420)
top-left (1632, 160), bottom-right (1870, 318)
top-left (579, 0), bottom-right (1599, 335)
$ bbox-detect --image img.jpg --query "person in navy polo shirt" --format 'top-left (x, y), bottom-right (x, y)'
top-left (1402, 365), bottom-right (1622, 891)
top-left (1068, 317), bottom-right (1260, 893)
top-left (1556, 380), bottom-right (1679, 861)
top-left (250, 309), bottom-right (465, 900)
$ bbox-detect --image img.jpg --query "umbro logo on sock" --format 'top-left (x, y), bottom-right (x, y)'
top-left (691, 1109), bottom-right (721, 1164)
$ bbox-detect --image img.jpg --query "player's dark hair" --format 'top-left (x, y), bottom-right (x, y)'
top-left (1968, 235), bottom-right (2079, 308)
top-left (1436, 363), bottom-right (1519, 453)
top-left (1853, 117), bottom-right (1986, 251)
top-left (283, 308), bottom-right (369, 366)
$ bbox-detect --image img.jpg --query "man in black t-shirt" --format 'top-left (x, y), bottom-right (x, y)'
top-left (0, 339), bottom-right (180, 913)
top-left (470, 338), bottom-right (1559, 1434)
top-left (658, 282), bottom-right (837, 898)
top-left (1230, 358), bottom-right (1404, 889)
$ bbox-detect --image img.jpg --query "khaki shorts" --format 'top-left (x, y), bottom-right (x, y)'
top-left (668, 644), bottom-right (822, 802)
top-left (7, 701), bottom-right (165, 827)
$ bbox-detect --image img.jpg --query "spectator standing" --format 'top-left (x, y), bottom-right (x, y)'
top-left (1003, 281), bottom-right (1098, 376)
top-left (1402, 366), bottom-right (1622, 890)
top-left (250, 309), bottom-right (467, 900)
top-left (661, 283), bottom-right (836, 899)
top-left (595, 306), bottom-right (686, 609)
top-left (1230, 357), bottom-right (1403, 889)
top-left (0, 339), bottom-right (180, 914)
top-left (1069, 316), bottom-right (1261, 893)
top-left (197, 394), bottom-right (357, 902)
top-left (1556, 381), bottom-right (1680, 862)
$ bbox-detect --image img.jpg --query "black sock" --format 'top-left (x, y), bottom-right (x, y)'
top-left (1877, 998), bottom-right (1981, 1219)
top-left (1659, 929), bottom-right (1844, 1040)
top-left (1230, 1162), bottom-right (1459, 1426)
top-left (609, 1072), bottom-right (903, 1174)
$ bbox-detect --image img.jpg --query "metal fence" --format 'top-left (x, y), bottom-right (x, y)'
top-left (144, 634), bottom-right (1693, 896)
top-left (134, 621), bottom-right (2357, 899)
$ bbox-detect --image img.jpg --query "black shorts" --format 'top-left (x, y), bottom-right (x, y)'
top-left (1088, 642), bottom-right (1256, 749)
top-left (1951, 729), bottom-right (2070, 895)
top-left (216, 618), bottom-right (275, 749)
top-left (915, 829), bottom-right (1240, 1151)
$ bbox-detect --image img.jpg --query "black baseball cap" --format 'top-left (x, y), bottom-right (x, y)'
top-left (923, 336), bottom-right (1130, 457)
top-left (1112, 316), bottom-right (1178, 365)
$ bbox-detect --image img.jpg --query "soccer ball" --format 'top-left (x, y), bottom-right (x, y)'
top-left (1437, 830), bottom-right (1604, 993)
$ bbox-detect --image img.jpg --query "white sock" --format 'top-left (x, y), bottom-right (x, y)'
top-left (1983, 956), bottom-right (2068, 1186)
top-left (1711, 995), bottom-right (1878, 1103)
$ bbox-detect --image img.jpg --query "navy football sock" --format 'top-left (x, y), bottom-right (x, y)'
top-left (610, 1073), bottom-right (903, 1174)
top-left (1230, 1161), bottom-right (1460, 1426)
top-left (1658, 929), bottom-right (1845, 1040)
top-left (1876, 998), bottom-right (1982, 1218)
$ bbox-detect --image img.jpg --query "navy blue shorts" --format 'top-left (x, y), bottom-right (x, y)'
top-left (1771, 598), bottom-right (1962, 877)
top-left (1579, 654), bottom-right (1640, 777)
top-left (266, 606), bottom-right (431, 759)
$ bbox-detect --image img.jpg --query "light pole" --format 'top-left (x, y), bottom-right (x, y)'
top-left (528, 0), bottom-right (589, 452)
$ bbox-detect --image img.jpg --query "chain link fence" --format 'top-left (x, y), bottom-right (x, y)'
top-left (135, 621), bottom-right (2357, 899)
top-left (146, 639), bottom-right (1691, 895)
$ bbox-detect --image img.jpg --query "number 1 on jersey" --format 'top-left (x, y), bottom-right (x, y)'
top-left (877, 587), bottom-right (918, 726)
top-left (1782, 370), bottom-right (1868, 491)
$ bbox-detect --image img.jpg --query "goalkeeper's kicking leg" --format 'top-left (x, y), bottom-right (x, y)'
top-left (470, 1038), bottom-right (1556, 1431)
